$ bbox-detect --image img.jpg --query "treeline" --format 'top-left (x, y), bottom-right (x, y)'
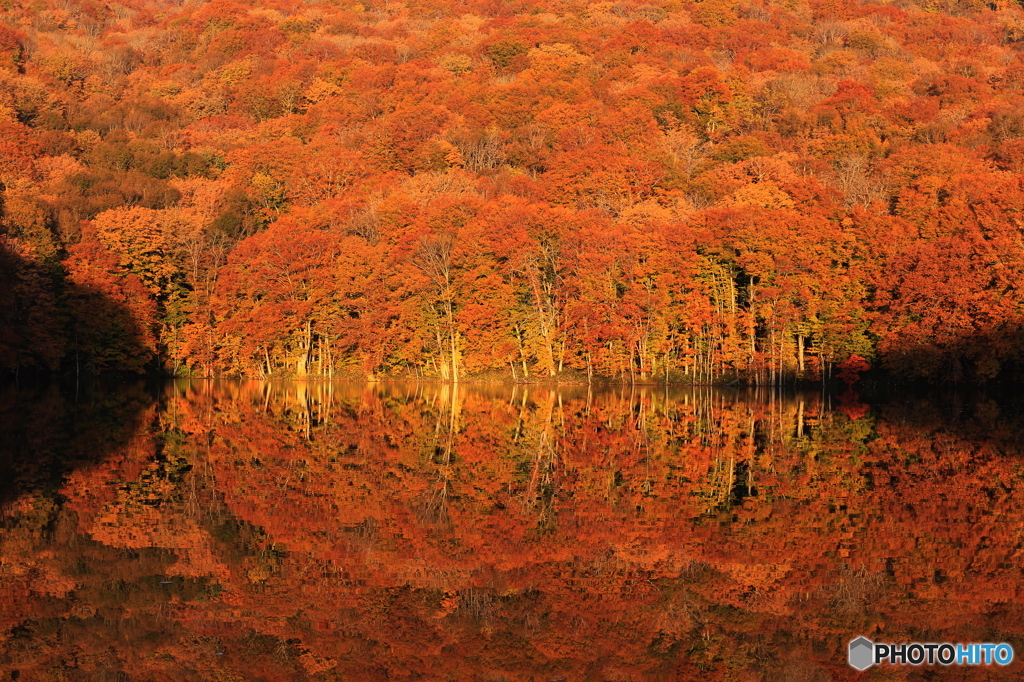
top-left (3, 0), bottom-right (1024, 383)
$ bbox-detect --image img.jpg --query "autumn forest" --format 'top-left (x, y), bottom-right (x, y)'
top-left (4, 0), bottom-right (1024, 385)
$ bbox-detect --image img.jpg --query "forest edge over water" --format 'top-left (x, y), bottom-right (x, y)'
top-left (5, 0), bottom-right (1024, 386)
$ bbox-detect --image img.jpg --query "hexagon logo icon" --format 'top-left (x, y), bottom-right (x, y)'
top-left (848, 636), bottom-right (875, 671)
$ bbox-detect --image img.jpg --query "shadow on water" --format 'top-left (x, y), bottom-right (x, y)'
top-left (0, 380), bottom-right (156, 511)
top-left (878, 319), bottom-right (1024, 387)
top-left (0, 237), bottom-right (158, 509)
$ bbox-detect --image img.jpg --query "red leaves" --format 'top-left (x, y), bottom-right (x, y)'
top-left (836, 354), bottom-right (870, 386)
top-left (544, 144), bottom-right (662, 212)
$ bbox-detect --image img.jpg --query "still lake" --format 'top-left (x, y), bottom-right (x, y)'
top-left (1, 379), bottom-right (1022, 680)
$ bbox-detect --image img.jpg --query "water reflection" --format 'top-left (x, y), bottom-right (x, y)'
top-left (1, 381), bottom-right (1023, 680)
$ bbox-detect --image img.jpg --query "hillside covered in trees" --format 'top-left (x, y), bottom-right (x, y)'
top-left (3, 0), bottom-right (1024, 383)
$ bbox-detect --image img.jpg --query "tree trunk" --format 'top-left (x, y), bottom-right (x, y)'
top-left (448, 308), bottom-right (459, 384)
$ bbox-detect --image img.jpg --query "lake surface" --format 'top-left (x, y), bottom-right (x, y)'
top-left (1, 380), bottom-right (1022, 680)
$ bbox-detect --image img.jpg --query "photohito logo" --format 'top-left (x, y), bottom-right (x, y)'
top-left (848, 637), bottom-right (1014, 671)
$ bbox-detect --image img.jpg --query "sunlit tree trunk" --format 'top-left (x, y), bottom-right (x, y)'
top-left (415, 234), bottom-right (460, 383)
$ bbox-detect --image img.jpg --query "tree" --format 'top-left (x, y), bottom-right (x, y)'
top-left (414, 232), bottom-right (461, 383)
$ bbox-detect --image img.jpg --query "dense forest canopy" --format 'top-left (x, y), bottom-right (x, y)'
top-left (3, 0), bottom-right (1024, 383)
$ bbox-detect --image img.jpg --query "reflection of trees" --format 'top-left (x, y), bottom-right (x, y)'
top-left (4, 382), bottom-right (1024, 679)
top-left (419, 383), bottom-right (459, 530)
top-left (509, 387), bottom-right (562, 533)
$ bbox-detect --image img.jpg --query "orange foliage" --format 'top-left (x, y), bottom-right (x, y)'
top-left (2, 0), bottom-right (1024, 385)
top-left (2, 382), bottom-right (1024, 679)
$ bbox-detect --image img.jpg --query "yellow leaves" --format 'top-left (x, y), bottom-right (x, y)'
top-left (442, 142), bottom-right (464, 168)
top-left (302, 77), bottom-right (343, 104)
top-left (659, 122), bottom-right (708, 178)
top-left (812, 49), bottom-right (860, 77)
top-left (148, 78), bottom-right (182, 98)
top-left (618, 198), bottom-right (690, 225)
top-left (168, 176), bottom-right (224, 221)
top-left (438, 53), bottom-right (473, 75)
top-left (397, 169), bottom-right (478, 206)
top-left (249, 171), bottom-right (280, 196)
top-left (82, 74), bottom-right (107, 95)
top-left (34, 153), bottom-right (85, 186)
top-left (410, 138), bottom-right (465, 173)
top-left (247, 7), bottom-right (285, 23)
top-left (527, 43), bottom-right (590, 74)
top-left (92, 206), bottom-right (178, 296)
top-left (728, 182), bottom-right (796, 210)
top-left (74, 128), bottom-right (101, 151)
top-left (279, 16), bottom-right (319, 42)
top-left (690, 0), bottom-right (739, 27)
top-left (41, 51), bottom-right (84, 85)
top-left (2, 193), bottom-right (58, 258)
top-left (456, 13), bottom-right (486, 33)
top-left (216, 59), bottom-right (255, 85)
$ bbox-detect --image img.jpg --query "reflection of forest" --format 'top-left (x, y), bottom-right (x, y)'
top-left (2, 381), bottom-right (1023, 680)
